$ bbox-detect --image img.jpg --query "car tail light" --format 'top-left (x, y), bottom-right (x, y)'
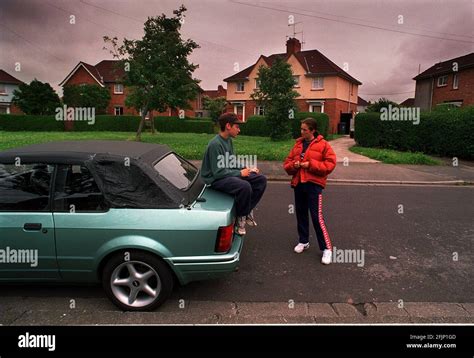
top-left (215, 223), bottom-right (234, 253)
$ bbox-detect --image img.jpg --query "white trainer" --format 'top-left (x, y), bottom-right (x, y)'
top-left (294, 242), bottom-right (310, 253)
top-left (236, 216), bottom-right (246, 235)
top-left (321, 249), bottom-right (332, 265)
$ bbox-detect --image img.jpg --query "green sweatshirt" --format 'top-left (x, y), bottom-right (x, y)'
top-left (200, 134), bottom-right (243, 185)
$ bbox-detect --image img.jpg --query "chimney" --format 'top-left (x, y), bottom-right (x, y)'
top-left (286, 37), bottom-right (301, 55)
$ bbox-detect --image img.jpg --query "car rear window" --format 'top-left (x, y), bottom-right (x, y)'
top-left (153, 153), bottom-right (198, 190)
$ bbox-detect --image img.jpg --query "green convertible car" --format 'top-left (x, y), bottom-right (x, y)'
top-left (0, 141), bottom-right (244, 311)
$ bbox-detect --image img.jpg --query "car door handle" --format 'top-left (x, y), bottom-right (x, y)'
top-left (23, 223), bottom-right (42, 231)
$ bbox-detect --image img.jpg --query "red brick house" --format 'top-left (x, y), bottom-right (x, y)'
top-left (223, 38), bottom-right (362, 134)
top-left (413, 52), bottom-right (474, 110)
top-left (195, 85), bottom-right (227, 118)
top-left (0, 69), bottom-right (24, 114)
top-left (59, 60), bottom-right (207, 117)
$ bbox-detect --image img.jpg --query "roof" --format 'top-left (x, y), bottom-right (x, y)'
top-left (0, 69), bottom-right (24, 85)
top-left (0, 141), bottom-right (171, 164)
top-left (399, 98), bottom-right (415, 107)
top-left (357, 96), bottom-right (369, 106)
top-left (59, 60), bottom-right (126, 87)
top-left (413, 52), bottom-right (474, 80)
top-left (224, 49), bottom-right (362, 85)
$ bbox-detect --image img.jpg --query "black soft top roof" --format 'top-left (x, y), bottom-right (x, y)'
top-left (0, 140), bottom-right (204, 209)
top-left (0, 140), bottom-right (170, 164)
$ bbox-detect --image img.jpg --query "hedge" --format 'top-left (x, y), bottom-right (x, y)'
top-left (354, 106), bottom-right (474, 159)
top-left (0, 114), bottom-right (214, 134)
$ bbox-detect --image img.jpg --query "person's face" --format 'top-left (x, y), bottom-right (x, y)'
top-left (300, 123), bottom-right (315, 140)
top-left (227, 123), bottom-right (241, 138)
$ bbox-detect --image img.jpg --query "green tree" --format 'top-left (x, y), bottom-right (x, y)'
top-left (12, 79), bottom-right (60, 115)
top-left (366, 97), bottom-right (399, 112)
top-left (62, 84), bottom-right (111, 114)
top-left (202, 96), bottom-right (227, 123)
top-left (250, 57), bottom-right (299, 141)
top-left (104, 5), bottom-right (200, 140)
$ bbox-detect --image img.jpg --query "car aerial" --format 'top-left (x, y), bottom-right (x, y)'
top-left (0, 140), bottom-right (244, 311)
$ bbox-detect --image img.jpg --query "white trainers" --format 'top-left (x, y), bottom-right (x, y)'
top-left (246, 210), bottom-right (257, 227)
top-left (294, 242), bottom-right (310, 253)
top-left (236, 216), bottom-right (246, 235)
top-left (321, 249), bottom-right (332, 265)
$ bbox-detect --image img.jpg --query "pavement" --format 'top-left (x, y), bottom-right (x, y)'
top-left (191, 136), bottom-right (474, 185)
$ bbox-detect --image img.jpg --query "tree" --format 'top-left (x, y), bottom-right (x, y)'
top-left (366, 97), bottom-right (399, 112)
top-left (63, 84), bottom-right (111, 114)
top-left (202, 96), bottom-right (227, 123)
top-left (12, 79), bottom-right (60, 115)
top-left (250, 57), bottom-right (299, 141)
top-left (104, 5), bottom-right (200, 140)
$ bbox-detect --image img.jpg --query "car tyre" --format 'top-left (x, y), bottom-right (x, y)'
top-left (102, 250), bottom-right (174, 311)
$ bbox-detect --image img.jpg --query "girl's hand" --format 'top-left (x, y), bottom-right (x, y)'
top-left (300, 161), bottom-right (309, 169)
top-left (294, 161), bottom-right (300, 168)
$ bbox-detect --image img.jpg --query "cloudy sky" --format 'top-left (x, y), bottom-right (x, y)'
top-left (1, 0), bottom-right (473, 102)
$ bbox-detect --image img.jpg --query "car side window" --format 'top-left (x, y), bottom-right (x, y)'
top-left (0, 163), bottom-right (54, 211)
top-left (54, 165), bottom-right (108, 212)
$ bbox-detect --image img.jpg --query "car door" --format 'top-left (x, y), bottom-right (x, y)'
top-left (0, 163), bottom-right (59, 279)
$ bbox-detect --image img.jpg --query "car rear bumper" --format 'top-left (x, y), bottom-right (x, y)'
top-left (165, 234), bottom-right (244, 285)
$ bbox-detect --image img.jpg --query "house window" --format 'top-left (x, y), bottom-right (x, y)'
top-left (114, 106), bottom-right (124, 116)
top-left (312, 77), bottom-right (324, 90)
top-left (255, 106), bottom-right (265, 115)
top-left (453, 74), bottom-right (459, 89)
top-left (351, 84), bottom-right (354, 95)
top-left (309, 102), bottom-right (324, 113)
top-left (255, 79), bottom-right (260, 89)
top-left (114, 84), bottom-right (124, 94)
top-left (0, 84), bottom-right (6, 95)
top-left (236, 82), bottom-right (245, 92)
top-left (437, 75), bottom-right (448, 87)
top-left (233, 104), bottom-right (245, 121)
top-left (293, 76), bottom-right (300, 87)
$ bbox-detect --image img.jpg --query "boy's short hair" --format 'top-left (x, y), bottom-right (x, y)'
top-left (218, 112), bottom-right (244, 131)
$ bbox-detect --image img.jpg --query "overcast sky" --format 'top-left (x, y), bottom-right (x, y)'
top-left (1, 0), bottom-right (473, 102)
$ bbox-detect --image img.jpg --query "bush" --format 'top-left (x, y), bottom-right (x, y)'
top-left (239, 115), bottom-right (269, 136)
top-left (292, 112), bottom-right (330, 139)
top-left (0, 114), bottom-right (216, 134)
top-left (354, 106), bottom-right (474, 159)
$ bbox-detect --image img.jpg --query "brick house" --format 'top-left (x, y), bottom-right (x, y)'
top-left (59, 60), bottom-right (207, 117)
top-left (223, 38), bottom-right (362, 134)
top-left (0, 69), bottom-right (24, 114)
top-left (413, 52), bottom-right (474, 110)
top-left (195, 85), bottom-right (227, 118)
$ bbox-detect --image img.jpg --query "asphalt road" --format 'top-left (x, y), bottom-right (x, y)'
top-left (1, 183), bottom-right (473, 305)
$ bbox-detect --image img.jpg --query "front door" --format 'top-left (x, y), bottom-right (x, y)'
top-left (0, 163), bottom-right (59, 279)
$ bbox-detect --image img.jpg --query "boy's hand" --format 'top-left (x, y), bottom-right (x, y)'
top-left (250, 167), bottom-right (260, 174)
top-left (240, 168), bottom-right (250, 177)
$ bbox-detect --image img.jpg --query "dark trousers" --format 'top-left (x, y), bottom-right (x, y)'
top-left (294, 182), bottom-right (333, 251)
top-left (211, 173), bottom-right (267, 217)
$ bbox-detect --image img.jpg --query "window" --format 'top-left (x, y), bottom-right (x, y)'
top-left (437, 75), bottom-right (448, 87)
top-left (351, 84), bottom-right (354, 95)
top-left (255, 106), bottom-right (265, 115)
top-left (312, 77), bottom-right (324, 90)
top-left (114, 84), bottom-right (124, 94)
top-left (236, 82), bottom-right (245, 92)
top-left (0, 84), bottom-right (6, 95)
top-left (0, 163), bottom-right (54, 211)
top-left (453, 74), bottom-right (459, 89)
top-left (114, 107), bottom-right (124, 116)
top-left (154, 154), bottom-right (198, 191)
top-left (53, 165), bottom-right (107, 212)
top-left (255, 79), bottom-right (260, 89)
top-left (293, 76), bottom-right (300, 87)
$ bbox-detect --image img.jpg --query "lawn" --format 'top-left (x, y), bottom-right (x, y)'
top-left (0, 131), bottom-right (341, 161)
top-left (349, 145), bottom-right (442, 165)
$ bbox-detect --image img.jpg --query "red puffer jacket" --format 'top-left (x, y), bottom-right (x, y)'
top-left (283, 135), bottom-right (337, 188)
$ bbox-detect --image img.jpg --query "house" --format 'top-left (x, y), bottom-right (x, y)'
top-left (357, 96), bottom-right (369, 113)
top-left (0, 69), bottom-right (24, 114)
top-left (223, 38), bottom-right (362, 134)
top-left (399, 98), bottom-right (415, 107)
top-left (195, 85), bottom-right (227, 118)
top-left (413, 52), bottom-right (474, 110)
top-left (59, 60), bottom-right (204, 117)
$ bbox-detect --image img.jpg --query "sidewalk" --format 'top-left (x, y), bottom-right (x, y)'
top-left (190, 137), bottom-right (474, 185)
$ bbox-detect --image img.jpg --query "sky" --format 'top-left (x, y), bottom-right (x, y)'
top-left (1, 0), bottom-right (473, 103)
